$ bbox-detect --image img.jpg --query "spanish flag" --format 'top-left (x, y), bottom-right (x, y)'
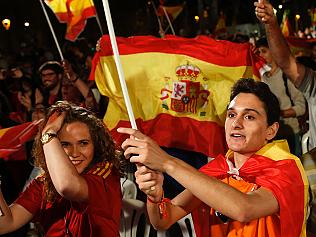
top-left (0, 121), bottom-right (41, 159)
top-left (90, 35), bottom-right (263, 157)
top-left (281, 10), bottom-right (292, 37)
top-left (44, 0), bottom-right (96, 41)
top-left (192, 140), bottom-right (309, 237)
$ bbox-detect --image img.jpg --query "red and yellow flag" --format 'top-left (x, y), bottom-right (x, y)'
top-left (0, 121), bottom-right (41, 159)
top-left (45, 0), bottom-right (96, 41)
top-left (193, 140), bottom-right (309, 237)
top-left (281, 10), bottom-right (292, 37)
top-left (90, 35), bottom-right (263, 157)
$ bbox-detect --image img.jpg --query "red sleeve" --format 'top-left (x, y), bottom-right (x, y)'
top-left (14, 178), bottom-right (43, 216)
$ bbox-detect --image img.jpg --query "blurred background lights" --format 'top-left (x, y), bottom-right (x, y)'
top-left (2, 18), bottom-right (11, 30)
top-left (24, 22), bottom-right (30, 27)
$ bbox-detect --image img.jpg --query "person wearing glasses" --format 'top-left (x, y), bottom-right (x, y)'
top-left (35, 61), bottom-right (98, 116)
top-left (118, 78), bottom-right (309, 237)
top-left (0, 101), bottom-right (122, 236)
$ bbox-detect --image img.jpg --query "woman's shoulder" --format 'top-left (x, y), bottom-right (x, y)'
top-left (86, 161), bottom-right (115, 180)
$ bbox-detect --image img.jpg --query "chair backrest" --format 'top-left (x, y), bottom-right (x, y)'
top-left (120, 198), bottom-right (150, 237)
top-left (120, 178), bottom-right (137, 199)
top-left (157, 213), bottom-right (196, 237)
top-left (302, 131), bottom-right (310, 154)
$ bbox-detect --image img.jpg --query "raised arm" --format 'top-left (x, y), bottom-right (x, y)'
top-left (119, 128), bottom-right (279, 223)
top-left (0, 190), bottom-right (33, 234)
top-left (254, 0), bottom-right (306, 87)
top-left (41, 110), bottom-right (89, 202)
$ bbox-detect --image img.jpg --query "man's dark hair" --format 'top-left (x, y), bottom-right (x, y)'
top-left (230, 78), bottom-right (280, 126)
top-left (38, 61), bottom-right (63, 74)
top-left (255, 37), bottom-right (269, 48)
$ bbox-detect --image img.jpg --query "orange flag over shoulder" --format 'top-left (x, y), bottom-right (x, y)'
top-left (90, 35), bottom-right (264, 157)
top-left (45, 0), bottom-right (96, 41)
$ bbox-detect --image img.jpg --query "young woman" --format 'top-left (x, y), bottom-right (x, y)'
top-left (0, 101), bottom-right (122, 236)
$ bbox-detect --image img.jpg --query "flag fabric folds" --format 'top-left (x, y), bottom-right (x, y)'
top-left (90, 35), bottom-right (264, 157)
top-left (192, 140), bottom-right (309, 237)
top-left (44, 0), bottom-right (96, 41)
top-left (0, 121), bottom-right (41, 160)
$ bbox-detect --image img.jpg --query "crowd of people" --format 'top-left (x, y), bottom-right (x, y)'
top-left (0, 0), bottom-right (316, 236)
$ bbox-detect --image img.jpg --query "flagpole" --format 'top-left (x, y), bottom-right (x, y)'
top-left (38, 0), bottom-right (64, 60)
top-left (162, 7), bottom-right (176, 35)
top-left (150, 0), bottom-right (165, 38)
top-left (101, 0), bottom-right (137, 130)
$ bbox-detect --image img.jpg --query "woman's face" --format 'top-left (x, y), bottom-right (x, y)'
top-left (58, 121), bottom-right (94, 173)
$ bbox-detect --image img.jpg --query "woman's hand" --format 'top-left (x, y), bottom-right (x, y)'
top-left (42, 109), bottom-right (66, 135)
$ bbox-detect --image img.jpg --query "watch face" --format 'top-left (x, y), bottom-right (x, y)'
top-left (41, 133), bottom-right (56, 144)
top-left (42, 133), bottom-right (49, 143)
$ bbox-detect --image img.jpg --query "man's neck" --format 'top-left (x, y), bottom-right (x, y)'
top-left (49, 82), bottom-right (61, 96)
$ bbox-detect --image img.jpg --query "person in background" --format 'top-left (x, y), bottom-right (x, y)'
top-left (119, 78), bottom-right (309, 237)
top-left (254, 0), bottom-right (316, 152)
top-left (0, 101), bottom-right (122, 236)
top-left (256, 37), bottom-right (306, 157)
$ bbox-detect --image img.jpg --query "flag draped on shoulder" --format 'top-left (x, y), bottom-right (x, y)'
top-left (0, 121), bottom-right (41, 159)
top-left (44, 0), bottom-right (96, 41)
top-left (193, 140), bottom-right (309, 237)
top-left (90, 35), bottom-right (264, 157)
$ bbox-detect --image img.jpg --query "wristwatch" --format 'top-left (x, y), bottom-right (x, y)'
top-left (40, 132), bottom-right (57, 145)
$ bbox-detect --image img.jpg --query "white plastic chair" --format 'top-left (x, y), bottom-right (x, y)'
top-left (157, 213), bottom-right (196, 237)
top-left (302, 130), bottom-right (310, 154)
top-left (119, 198), bottom-right (150, 237)
top-left (120, 178), bottom-right (137, 199)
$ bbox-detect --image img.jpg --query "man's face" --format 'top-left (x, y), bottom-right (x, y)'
top-left (225, 93), bottom-right (275, 157)
top-left (258, 46), bottom-right (273, 64)
top-left (41, 69), bottom-right (61, 90)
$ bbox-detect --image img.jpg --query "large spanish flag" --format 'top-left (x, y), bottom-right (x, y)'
top-left (0, 121), bottom-right (41, 159)
top-left (44, 0), bottom-right (96, 41)
top-left (193, 140), bottom-right (309, 237)
top-left (90, 35), bottom-right (264, 157)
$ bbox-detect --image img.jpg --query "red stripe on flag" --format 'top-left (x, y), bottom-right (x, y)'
top-left (110, 113), bottom-right (226, 157)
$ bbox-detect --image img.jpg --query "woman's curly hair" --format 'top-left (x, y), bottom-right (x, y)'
top-left (32, 101), bottom-right (125, 202)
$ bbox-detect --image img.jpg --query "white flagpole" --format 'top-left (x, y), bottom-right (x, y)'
top-left (162, 7), bottom-right (176, 35)
top-left (101, 0), bottom-right (137, 130)
top-left (38, 0), bottom-right (64, 60)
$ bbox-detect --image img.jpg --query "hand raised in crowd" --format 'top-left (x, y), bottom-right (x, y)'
top-left (61, 59), bottom-right (78, 82)
top-left (254, 0), bottom-right (277, 24)
top-left (17, 91), bottom-right (32, 112)
top-left (135, 164), bottom-right (164, 202)
top-left (118, 128), bottom-right (172, 173)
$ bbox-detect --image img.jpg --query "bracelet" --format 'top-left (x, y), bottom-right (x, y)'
top-left (147, 191), bottom-right (170, 219)
top-left (70, 76), bottom-right (79, 83)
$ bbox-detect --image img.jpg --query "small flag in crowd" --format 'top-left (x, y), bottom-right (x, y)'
top-left (0, 120), bottom-right (41, 160)
top-left (45, 0), bottom-right (96, 41)
top-left (281, 9), bottom-right (292, 37)
top-left (90, 35), bottom-right (264, 157)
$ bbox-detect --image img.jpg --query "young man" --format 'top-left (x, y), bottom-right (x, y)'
top-left (118, 78), bottom-right (309, 237)
top-left (254, 0), bottom-right (316, 151)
